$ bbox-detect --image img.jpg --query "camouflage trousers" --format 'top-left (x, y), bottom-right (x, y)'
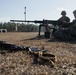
top-left (53, 24), bottom-right (76, 40)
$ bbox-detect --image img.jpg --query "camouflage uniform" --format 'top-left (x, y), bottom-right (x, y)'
top-left (53, 19), bottom-right (76, 40)
top-left (57, 11), bottom-right (70, 28)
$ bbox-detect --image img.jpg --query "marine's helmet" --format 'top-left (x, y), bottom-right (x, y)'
top-left (73, 10), bottom-right (76, 18)
top-left (73, 10), bottom-right (76, 15)
top-left (61, 11), bottom-right (66, 15)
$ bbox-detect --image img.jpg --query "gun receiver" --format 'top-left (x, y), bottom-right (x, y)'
top-left (10, 19), bottom-right (57, 36)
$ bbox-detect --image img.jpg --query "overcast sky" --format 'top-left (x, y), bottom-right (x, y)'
top-left (0, 0), bottom-right (76, 22)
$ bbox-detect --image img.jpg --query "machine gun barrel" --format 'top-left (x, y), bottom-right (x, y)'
top-left (10, 20), bottom-right (43, 23)
top-left (10, 20), bottom-right (57, 25)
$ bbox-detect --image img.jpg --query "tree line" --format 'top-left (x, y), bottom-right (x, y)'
top-left (0, 22), bottom-right (40, 32)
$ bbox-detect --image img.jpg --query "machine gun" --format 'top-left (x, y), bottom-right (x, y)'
top-left (10, 19), bottom-right (58, 36)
